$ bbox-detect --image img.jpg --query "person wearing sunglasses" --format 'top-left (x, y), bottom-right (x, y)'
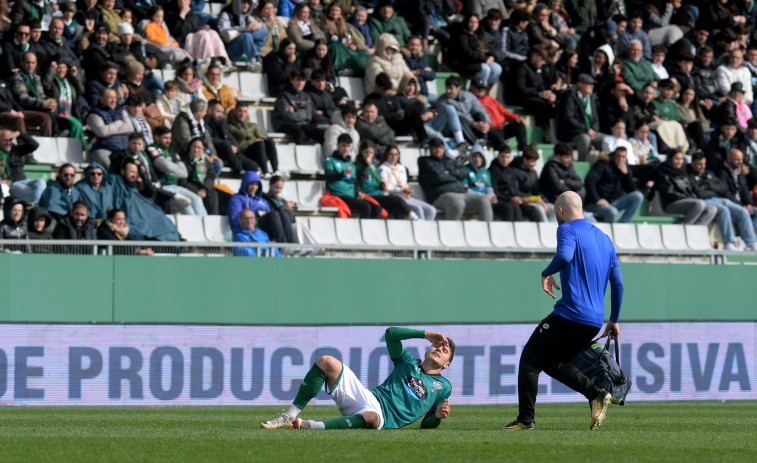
top-left (39, 163), bottom-right (82, 221)
top-left (72, 162), bottom-right (114, 220)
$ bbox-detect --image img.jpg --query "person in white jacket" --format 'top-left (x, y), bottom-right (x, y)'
top-left (378, 144), bottom-right (437, 220)
top-left (323, 104), bottom-right (360, 159)
top-left (364, 33), bottom-right (413, 95)
top-left (716, 50), bottom-right (754, 107)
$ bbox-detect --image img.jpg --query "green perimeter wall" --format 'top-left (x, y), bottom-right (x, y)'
top-left (0, 254), bottom-right (753, 324)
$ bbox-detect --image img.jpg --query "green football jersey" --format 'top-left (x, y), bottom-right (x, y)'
top-left (371, 348), bottom-right (452, 429)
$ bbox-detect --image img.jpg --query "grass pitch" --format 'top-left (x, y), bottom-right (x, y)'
top-left (1, 402), bottom-right (755, 462)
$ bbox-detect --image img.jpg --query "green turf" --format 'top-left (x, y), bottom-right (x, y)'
top-left (1, 402), bottom-right (755, 462)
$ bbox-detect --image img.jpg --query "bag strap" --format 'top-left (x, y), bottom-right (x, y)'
top-left (592, 332), bottom-right (621, 367)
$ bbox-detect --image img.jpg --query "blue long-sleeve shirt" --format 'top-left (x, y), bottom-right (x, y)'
top-left (542, 219), bottom-right (623, 327)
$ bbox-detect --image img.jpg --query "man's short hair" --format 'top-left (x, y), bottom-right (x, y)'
top-left (447, 338), bottom-right (457, 364)
top-left (100, 87), bottom-right (117, 97)
top-left (235, 100), bottom-right (249, 109)
top-left (189, 98), bottom-right (207, 113)
top-left (612, 146), bottom-right (628, 156)
top-left (510, 9), bottom-right (529, 24)
top-left (748, 118), bottom-right (757, 130)
top-left (658, 79), bottom-right (675, 90)
top-left (72, 200), bottom-right (88, 212)
top-left (698, 45), bottom-right (713, 56)
top-left (362, 101), bottom-right (378, 111)
top-left (375, 72), bottom-right (393, 91)
top-left (554, 142), bottom-right (572, 157)
top-left (445, 75), bottom-right (462, 88)
top-left (100, 61), bottom-right (119, 73)
top-left (721, 118), bottom-right (738, 127)
top-left (310, 69), bottom-right (327, 81)
top-left (58, 163), bottom-right (75, 175)
top-left (341, 103), bottom-right (358, 117)
top-left (126, 94), bottom-right (143, 106)
top-left (128, 132), bottom-right (145, 142)
top-left (428, 137), bottom-right (444, 148)
top-left (691, 151), bottom-right (706, 162)
top-left (337, 133), bottom-right (353, 145)
top-left (486, 8), bottom-right (502, 21)
top-left (164, 80), bottom-right (178, 92)
top-left (522, 145), bottom-right (539, 160)
top-left (499, 145), bottom-right (512, 154)
top-left (27, 18), bottom-right (41, 30)
top-left (628, 11), bottom-right (643, 21)
top-left (527, 47), bottom-right (545, 60)
top-left (206, 63), bottom-right (221, 74)
top-left (290, 69), bottom-right (307, 80)
top-left (207, 99), bottom-right (223, 110)
top-left (154, 125), bottom-right (171, 137)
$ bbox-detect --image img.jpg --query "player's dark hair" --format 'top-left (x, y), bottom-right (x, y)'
top-left (554, 142), bottom-right (572, 157)
top-left (522, 145), bottom-right (539, 161)
top-left (691, 151), bottom-right (706, 162)
top-left (447, 338), bottom-right (456, 364)
top-left (445, 75), bottom-right (463, 88)
top-left (337, 133), bottom-right (353, 145)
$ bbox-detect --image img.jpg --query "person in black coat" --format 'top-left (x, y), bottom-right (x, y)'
top-left (487, 147), bottom-right (524, 221)
top-left (263, 38), bottom-right (301, 96)
top-left (97, 208), bottom-right (156, 255)
top-left (556, 74), bottom-right (604, 161)
top-left (52, 200), bottom-right (98, 254)
top-left (584, 147), bottom-right (644, 223)
top-left (447, 14), bottom-right (502, 86)
top-left (715, 148), bottom-right (756, 216)
top-left (539, 142), bottom-right (586, 203)
top-left (705, 119), bottom-right (749, 170)
top-left (655, 149), bottom-right (717, 225)
top-left (509, 147), bottom-right (554, 222)
top-left (163, 0), bottom-right (200, 48)
top-left (203, 100), bottom-right (255, 176)
top-left (509, 47), bottom-right (556, 130)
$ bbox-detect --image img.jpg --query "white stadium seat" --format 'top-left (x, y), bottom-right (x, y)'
top-left (412, 221), bottom-right (441, 247)
top-left (31, 137), bottom-right (61, 165)
top-left (685, 225), bottom-right (712, 251)
top-left (387, 220), bottom-right (416, 246)
top-left (276, 144), bottom-right (299, 173)
top-left (295, 181), bottom-right (325, 211)
top-left (463, 221), bottom-right (493, 248)
top-left (538, 222), bottom-right (558, 249)
top-left (338, 76), bottom-right (366, 102)
top-left (489, 222), bottom-right (517, 248)
top-left (335, 218), bottom-right (364, 245)
top-left (308, 217), bottom-right (337, 244)
top-left (401, 148), bottom-right (422, 177)
top-left (176, 215), bottom-right (208, 242)
top-left (58, 138), bottom-right (85, 165)
top-left (203, 215), bottom-right (231, 242)
top-left (637, 224), bottom-right (664, 250)
top-left (661, 224), bottom-right (689, 251)
top-left (360, 219), bottom-right (390, 246)
top-left (612, 223), bottom-right (641, 250)
top-left (438, 221), bottom-right (467, 248)
top-left (514, 222), bottom-right (542, 249)
top-left (295, 144), bottom-right (324, 174)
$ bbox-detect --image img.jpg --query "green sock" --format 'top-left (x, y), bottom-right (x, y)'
top-left (323, 414), bottom-right (366, 430)
top-left (293, 364), bottom-right (327, 410)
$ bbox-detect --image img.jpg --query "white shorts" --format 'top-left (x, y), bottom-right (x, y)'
top-left (327, 363), bottom-right (385, 430)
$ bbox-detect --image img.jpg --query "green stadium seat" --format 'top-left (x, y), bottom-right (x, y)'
top-left (23, 165), bottom-right (52, 181)
top-left (573, 161), bottom-right (591, 181)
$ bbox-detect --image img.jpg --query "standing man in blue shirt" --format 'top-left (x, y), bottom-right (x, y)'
top-left (504, 191), bottom-right (623, 431)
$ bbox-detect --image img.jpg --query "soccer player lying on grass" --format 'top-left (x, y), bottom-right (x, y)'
top-left (261, 327), bottom-right (455, 430)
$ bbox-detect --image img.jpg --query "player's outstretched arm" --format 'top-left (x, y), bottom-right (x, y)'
top-left (385, 327), bottom-right (427, 359)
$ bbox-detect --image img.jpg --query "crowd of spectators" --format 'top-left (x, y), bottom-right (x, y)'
top-left (0, 0), bottom-right (756, 252)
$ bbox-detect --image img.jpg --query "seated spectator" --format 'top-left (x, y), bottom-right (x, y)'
top-left (81, 23), bottom-right (113, 81)
top-left (705, 119), bottom-right (748, 170)
top-left (306, 69), bottom-right (339, 121)
top-left (481, 8), bottom-right (505, 68)
top-left (355, 101), bottom-right (396, 156)
top-left (200, 62), bottom-right (240, 112)
top-left (676, 85), bottom-right (709, 150)
top-left (287, 2), bottom-right (327, 52)
top-left (365, 33), bottom-right (413, 96)
top-left (163, 0), bottom-right (230, 63)
top-left (125, 95), bottom-right (155, 147)
top-left (53, 200), bottom-right (97, 241)
top-left (109, 133), bottom-right (174, 210)
top-left (470, 78), bottom-right (527, 151)
top-left (643, 1), bottom-right (684, 48)
top-left (436, 75), bottom-right (491, 148)
top-left (227, 170), bottom-right (297, 242)
top-left (233, 208), bottom-right (282, 257)
top-left (43, 61), bottom-right (85, 144)
top-left (742, 118), bottom-right (757, 187)
top-left (355, 140), bottom-right (417, 219)
top-left (0, 130), bottom-right (47, 205)
top-left (633, 83), bottom-right (690, 154)
top-left (418, 137), bottom-right (493, 221)
top-left (576, 20), bottom-right (617, 73)
top-left (142, 5), bottom-right (192, 65)
top-left (488, 146), bottom-right (524, 221)
top-left (556, 74), bottom-right (606, 161)
top-left (84, 60), bottom-right (128, 111)
top-left (38, 17), bottom-right (79, 71)
top-left (509, 146), bottom-right (555, 222)
top-left (323, 134), bottom-right (382, 219)
top-left (622, 40), bottom-right (659, 94)
top-left (39, 164), bottom-right (79, 220)
top-left (584, 147), bottom-right (644, 223)
top-left (448, 14), bottom-right (502, 87)
top-left (264, 175), bottom-right (318, 246)
top-left (170, 99), bottom-right (223, 174)
top-left (693, 46), bottom-right (721, 110)
top-left (87, 88), bottom-right (134, 169)
top-left (527, 3), bottom-right (564, 51)
top-left (668, 52), bottom-right (696, 89)
top-left (347, 6), bottom-right (373, 51)
top-left (539, 142), bottom-right (586, 203)
top-left (463, 147), bottom-right (501, 208)
top-left (227, 102), bottom-right (279, 176)
top-left (0, 78), bottom-right (52, 137)
top-left (204, 100), bottom-right (251, 176)
top-left (510, 47), bottom-right (556, 132)
top-left (27, 205), bottom-right (54, 253)
top-left (175, 64), bottom-right (203, 110)
top-left (1, 23), bottom-right (37, 81)
top-left (401, 35), bottom-right (435, 100)
top-left (156, 80), bottom-right (180, 127)
top-left (501, 9), bottom-right (530, 76)
top-left (0, 196), bottom-right (28, 240)
top-left (368, 0), bottom-right (411, 45)
top-left (656, 148), bottom-right (718, 225)
top-left (619, 12), bottom-right (652, 60)
top-left (10, 51), bottom-right (83, 140)
top-left (687, 152), bottom-right (756, 251)
top-left (715, 148), bottom-right (757, 230)
top-left (598, 80), bottom-right (635, 135)
top-left (322, 2), bottom-right (370, 75)
top-left (629, 120), bottom-right (662, 166)
top-left (324, 104), bottom-right (360, 160)
top-left (555, 48), bottom-right (579, 88)
top-left (263, 38), bottom-right (301, 96)
top-left (272, 69), bottom-right (327, 144)
top-left (650, 44), bottom-right (669, 80)
top-left (378, 144), bottom-right (436, 220)
top-left (651, 79), bottom-right (680, 122)
top-left (364, 72), bottom-right (430, 145)
top-left (149, 126), bottom-right (207, 216)
top-left (716, 49), bottom-right (753, 110)
top-left (253, 0), bottom-right (288, 58)
top-left (73, 162), bottom-right (114, 220)
top-left (602, 119), bottom-right (635, 156)
top-left (300, 39), bottom-right (350, 105)
top-left (182, 137), bottom-right (220, 215)
top-left (96, 207), bottom-right (156, 255)
top-left (60, 2), bottom-right (84, 49)
top-left (219, 0), bottom-right (268, 65)
top-left (718, 82), bottom-right (753, 132)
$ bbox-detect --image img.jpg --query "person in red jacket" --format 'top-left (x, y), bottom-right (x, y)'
top-left (470, 78), bottom-right (527, 151)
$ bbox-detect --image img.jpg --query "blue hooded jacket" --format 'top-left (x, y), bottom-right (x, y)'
top-left (73, 162), bottom-right (115, 220)
top-left (233, 228), bottom-right (282, 257)
top-left (227, 171), bottom-right (270, 231)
